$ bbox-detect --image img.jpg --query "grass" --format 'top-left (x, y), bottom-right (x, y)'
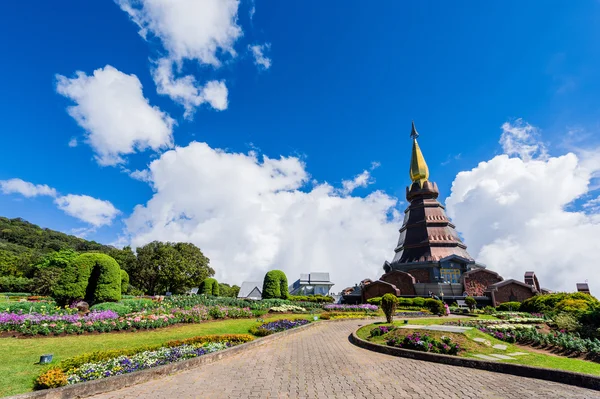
top-left (0, 314), bottom-right (311, 397)
top-left (356, 319), bottom-right (600, 377)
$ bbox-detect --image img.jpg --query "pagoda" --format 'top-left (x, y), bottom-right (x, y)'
top-left (382, 122), bottom-right (485, 295)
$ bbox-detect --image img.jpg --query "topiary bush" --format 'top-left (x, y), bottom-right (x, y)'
top-left (262, 270), bottom-right (289, 299)
top-left (120, 269), bottom-right (129, 295)
top-left (464, 296), bottom-right (477, 311)
top-left (367, 297), bottom-right (382, 306)
top-left (52, 253), bottom-right (121, 305)
top-left (424, 298), bottom-right (445, 315)
top-left (398, 297), bottom-right (414, 307)
top-left (200, 278), bottom-right (220, 296)
top-left (413, 297), bottom-right (425, 307)
top-left (89, 302), bottom-right (132, 316)
top-left (381, 293), bottom-right (399, 323)
top-left (497, 301), bottom-right (521, 311)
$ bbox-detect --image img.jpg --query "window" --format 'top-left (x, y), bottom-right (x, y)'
top-left (440, 268), bottom-right (461, 283)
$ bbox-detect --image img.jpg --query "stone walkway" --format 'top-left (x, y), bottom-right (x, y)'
top-left (90, 320), bottom-right (600, 399)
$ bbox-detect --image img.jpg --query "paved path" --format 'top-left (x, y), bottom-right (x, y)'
top-left (90, 320), bottom-right (600, 399)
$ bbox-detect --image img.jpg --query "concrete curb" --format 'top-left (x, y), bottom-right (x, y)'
top-left (5, 320), bottom-right (323, 399)
top-left (349, 327), bottom-right (600, 391)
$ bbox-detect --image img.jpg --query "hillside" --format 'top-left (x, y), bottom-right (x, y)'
top-left (0, 216), bottom-right (126, 277)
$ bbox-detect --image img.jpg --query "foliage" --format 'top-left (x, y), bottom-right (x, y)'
top-left (287, 294), bottom-right (334, 303)
top-left (423, 298), bottom-right (445, 314)
top-left (200, 278), bottom-right (220, 296)
top-left (248, 319), bottom-right (310, 336)
top-left (120, 270), bottom-right (129, 295)
top-left (81, 253), bottom-right (122, 304)
top-left (262, 270), bottom-right (289, 299)
top-left (554, 312), bottom-right (581, 332)
top-left (398, 297), bottom-right (414, 307)
top-left (520, 292), bottom-right (599, 313)
top-left (555, 298), bottom-right (592, 313)
top-left (132, 241), bottom-right (214, 295)
top-left (381, 293), bottom-right (399, 323)
top-left (0, 276), bottom-right (32, 293)
top-left (89, 302), bottom-right (132, 317)
top-left (413, 297), bottom-right (425, 307)
top-left (497, 301), bottom-right (521, 311)
top-left (386, 332), bottom-right (462, 355)
top-left (366, 297), bottom-right (381, 306)
top-left (464, 296), bottom-right (477, 310)
top-left (218, 283), bottom-right (240, 298)
top-left (370, 325), bottom-right (396, 337)
top-left (119, 298), bottom-right (155, 312)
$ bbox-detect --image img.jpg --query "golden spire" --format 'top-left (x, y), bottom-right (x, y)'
top-left (409, 121), bottom-right (429, 187)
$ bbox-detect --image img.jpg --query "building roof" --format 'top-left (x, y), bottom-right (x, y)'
top-left (577, 283), bottom-right (590, 293)
top-left (299, 272), bottom-right (333, 284)
top-left (238, 282), bottom-right (262, 298)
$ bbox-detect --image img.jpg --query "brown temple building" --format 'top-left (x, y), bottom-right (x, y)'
top-left (345, 123), bottom-right (561, 306)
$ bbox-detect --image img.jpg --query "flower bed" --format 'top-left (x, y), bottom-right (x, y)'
top-left (249, 319), bottom-right (310, 336)
top-left (1, 305), bottom-right (254, 336)
top-left (269, 304), bottom-right (306, 313)
top-left (386, 332), bottom-right (462, 355)
top-left (34, 334), bottom-right (254, 389)
top-left (323, 304), bottom-right (378, 312)
top-left (395, 311), bottom-right (431, 317)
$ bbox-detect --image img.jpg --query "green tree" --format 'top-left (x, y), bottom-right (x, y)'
top-left (381, 293), bottom-right (399, 323)
top-left (262, 270), bottom-right (289, 299)
top-left (218, 283), bottom-right (240, 298)
top-left (465, 296), bottom-right (477, 311)
top-left (132, 241), bottom-right (213, 295)
top-left (120, 269), bottom-right (130, 295)
top-left (200, 278), bottom-right (220, 296)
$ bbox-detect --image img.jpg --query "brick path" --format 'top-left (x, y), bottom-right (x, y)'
top-left (91, 320), bottom-right (600, 399)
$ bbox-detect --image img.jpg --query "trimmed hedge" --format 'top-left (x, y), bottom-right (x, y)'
top-left (287, 295), bottom-right (334, 303)
top-left (497, 301), bottom-right (521, 311)
top-left (262, 270), bottom-right (289, 299)
top-left (53, 253), bottom-right (122, 305)
top-left (0, 276), bottom-right (33, 293)
top-left (200, 278), bottom-right (220, 296)
top-left (520, 292), bottom-right (600, 313)
top-left (381, 293), bottom-right (399, 323)
top-left (120, 269), bottom-right (129, 295)
top-left (424, 298), bottom-right (445, 314)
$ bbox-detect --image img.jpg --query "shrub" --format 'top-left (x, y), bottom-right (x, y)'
top-left (262, 270), bottom-right (288, 299)
top-left (465, 296), bottom-right (477, 311)
top-left (497, 301), bottom-right (521, 311)
top-left (120, 298), bottom-right (155, 312)
top-left (424, 298), bottom-right (445, 314)
top-left (120, 269), bottom-right (129, 295)
top-left (398, 297), bottom-right (414, 307)
top-left (34, 368), bottom-right (67, 389)
top-left (367, 297), bottom-right (382, 306)
top-left (53, 253), bottom-right (121, 305)
top-left (554, 312), bottom-right (581, 332)
top-left (381, 293), bottom-right (399, 323)
top-left (556, 299), bottom-right (591, 313)
top-left (287, 295), bottom-right (334, 303)
top-left (89, 302), bottom-right (132, 316)
top-left (521, 292), bottom-right (599, 313)
top-left (200, 278), bottom-right (220, 296)
top-left (0, 276), bottom-right (33, 293)
top-left (413, 297), bottom-right (425, 307)
top-left (483, 306), bottom-right (496, 314)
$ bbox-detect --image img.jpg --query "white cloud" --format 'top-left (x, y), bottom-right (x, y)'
top-left (117, 0), bottom-right (242, 116)
top-left (68, 137), bottom-right (78, 148)
top-left (55, 194), bottom-right (120, 227)
top-left (125, 142), bottom-right (400, 290)
top-left (499, 119), bottom-right (548, 161)
top-left (56, 65), bottom-right (175, 166)
top-left (249, 43), bottom-right (271, 70)
top-left (340, 170), bottom-right (373, 195)
top-left (0, 178), bottom-right (57, 198)
top-left (446, 121), bottom-right (600, 292)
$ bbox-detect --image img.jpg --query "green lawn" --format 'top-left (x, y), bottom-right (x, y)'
top-left (357, 319), bottom-right (600, 377)
top-left (0, 314), bottom-right (311, 397)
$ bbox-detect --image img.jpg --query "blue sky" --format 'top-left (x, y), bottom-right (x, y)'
top-left (1, 1), bottom-right (600, 290)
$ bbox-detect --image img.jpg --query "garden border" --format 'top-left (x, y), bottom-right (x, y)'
top-left (5, 319), bottom-right (325, 399)
top-left (349, 327), bottom-right (600, 391)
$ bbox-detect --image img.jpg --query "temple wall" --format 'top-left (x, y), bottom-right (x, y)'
top-left (380, 271), bottom-right (416, 295)
top-left (407, 268), bottom-right (431, 283)
top-left (361, 282), bottom-right (400, 301)
top-left (464, 270), bottom-right (502, 296)
top-left (491, 283), bottom-right (536, 306)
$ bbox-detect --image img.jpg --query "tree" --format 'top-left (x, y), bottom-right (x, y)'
top-left (201, 278), bottom-right (220, 296)
top-left (219, 283), bottom-right (240, 298)
top-left (120, 269), bottom-right (130, 295)
top-left (262, 270), bottom-right (289, 299)
top-left (132, 241), bottom-right (214, 295)
top-left (465, 296), bottom-right (477, 311)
